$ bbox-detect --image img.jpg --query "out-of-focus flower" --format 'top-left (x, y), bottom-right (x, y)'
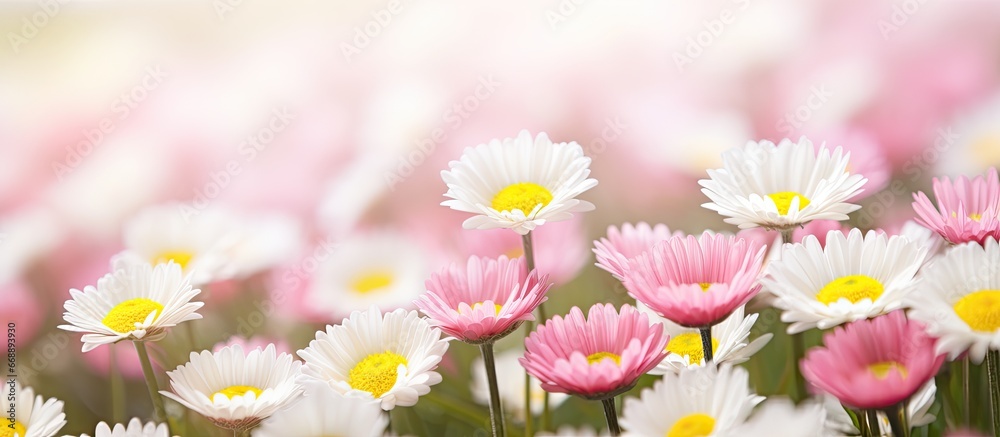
top-left (113, 204), bottom-right (302, 286)
top-left (470, 347), bottom-right (569, 421)
top-left (441, 130), bottom-right (598, 235)
top-left (637, 303), bottom-right (771, 373)
top-left (700, 137), bottom-right (867, 230)
top-left (459, 217), bottom-right (587, 285)
top-left (301, 231), bottom-right (429, 322)
top-left (800, 311), bottom-right (944, 409)
top-left (593, 222), bottom-right (682, 281)
top-left (519, 304), bottom-right (667, 399)
top-left (761, 229), bottom-right (925, 334)
top-left (417, 255), bottom-right (550, 343)
top-left (940, 92), bottom-right (1000, 175)
top-left (212, 336), bottom-right (291, 356)
top-left (253, 380), bottom-right (386, 437)
top-left (59, 262), bottom-right (203, 352)
top-left (77, 418), bottom-right (172, 437)
top-left (160, 344), bottom-right (304, 432)
top-left (728, 397), bottom-right (829, 437)
top-left (6, 382), bottom-right (66, 437)
top-left (912, 167), bottom-right (1000, 245)
top-left (907, 238), bottom-right (1000, 363)
top-left (297, 307), bottom-right (449, 410)
top-left (624, 232), bottom-right (765, 328)
top-left (620, 365), bottom-right (762, 437)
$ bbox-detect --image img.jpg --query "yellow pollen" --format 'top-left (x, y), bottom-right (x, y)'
top-left (212, 385), bottom-right (263, 400)
top-left (460, 302), bottom-right (504, 314)
top-left (953, 290), bottom-right (1000, 332)
top-left (815, 275), bottom-right (884, 305)
top-left (152, 250), bottom-right (194, 269)
top-left (504, 246), bottom-right (525, 259)
top-left (586, 351), bottom-right (621, 366)
top-left (491, 182), bottom-right (553, 214)
top-left (868, 362), bottom-right (909, 380)
top-left (667, 413), bottom-right (715, 437)
top-left (951, 211), bottom-right (984, 222)
top-left (349, 351), bottom-right (408, 398)
top-left (666, 333), bottom-right (719, 365)
top-left (101, 298), bottom-right (164, 333)
top-left (0, 421), bottom-right (26, 437)
top-left (351, 271), bottom-right (394, 294)
top-left (697, 283), bottom-right (712, 292)
top-left (767, 191), bottom-right (811, 215)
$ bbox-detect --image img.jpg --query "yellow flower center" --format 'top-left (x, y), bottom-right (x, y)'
top-left (351, 271), bottom-right (394, 294)
top-left (953, 290), bottom-right (1000, 332)
top-left (868, 361), bottom-right (908, 380)
top-left (697, 282), bottom-right (712, 292)
top-left (815, 275), bottom-right (884, 305)
top-left (101, 298), bottom-right (165, 333)
top-left (586, 351), bottom-right (621, 366)
top-left (459, 302), bottom-right (504, 315)
top-left (349, 351), bottom-right (408, 398)
top-left (491, 182), bottom-right (553, 214)
top-left (767, 191), bottom-right (811, 215)
top-left (212, 385), bottom-right (264, 400)
top-left (951, 211), bottom-right (984, 222)
top-left (666, 333), bottom-right (719, 365)
top-left (667, 413), bottom-right (715, 437)
top-left (152, 250), bottom-right (194, 269)
top-left (972, 134), bottom-right (1000, 163)
top-left (504, 246), bottom-right (525, 259)
top-left (0, 421), bottom-right (26, 437)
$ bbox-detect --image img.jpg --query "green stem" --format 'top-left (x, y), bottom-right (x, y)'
top-left (133, 341), bottom-right (167, 424)
top-left (866, 410), bottom-right (882, 437)
top-left (989, 350), bottom-right (1000, 437)
top-left (885, 403), bottom-right (910, 437)
top-left (601, 397), bottom-right (621, 436)
top-left (481, 343), bottom-right (507, 437)
top-left (699, 326), bottom-right (714, 363)
top-left (522, 231), bottom-right (549, 434)
top-left (110, 344), bottom-right (126, 423)
top-left (964, 356), bottom-right (971, 426)
top-left (790, 332), bottom-right (807, 401)
top-left (857, 409), bottom-right (873, 437)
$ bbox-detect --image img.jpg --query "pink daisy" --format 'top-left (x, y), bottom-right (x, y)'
top-left (593, 222), bottom-right (683, 281)
top-left (800, 311), bottom-right (944, 410)
top-left (416, 255), bottom-right (551, 344)
top-left (912, 167), bottom-right (1000, 245)
top-left (623, 232), bottom-right (765, 328)
top-left (519, 303), bottom-right (667, 400)
top-left (459, 217), bottom-right (588, 285)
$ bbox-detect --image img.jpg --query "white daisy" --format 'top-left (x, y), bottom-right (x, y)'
top-left (728, 397), bottom-right (830, 437)
top-left (636, 303), bottom-right (772, 373)
top-left (699, 137), bottom-right (867, 230)
top-left (77, 418), bottom-right (171, 437)
top-left (823, 380), bottom-right (937, 436)
top-left (114, 204), bottom-right (302, 285)
top-left (907, 238), bottom-right (1000, 363)
top-left (5, 382), bottom-right (66, 437)
top-left (620, 365), bottom-right (762, 437)
top-left (253, 380), bottom-right (387, 437)
top-left (160, 344), bottom-right (303, 432)
top-left (897, 219), bottom-right (946, 269)
top-left (470, 347), bottom-right (569, 420)
top-left (303, 231), bottom-right (429, 320)
top-left (760, 228), bottom-right (926, 334)
top-left (59, 262), bottom-right (204, 352)
top-left (441, 130), bottom-right (598, 235)
top-left (297, 306), bottom-right (450, 410)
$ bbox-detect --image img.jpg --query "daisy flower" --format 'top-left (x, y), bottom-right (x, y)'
top-left (297, 306), bottom-right (449, 410)
top-left (800, 311), bottom-right (944, 410)
top-left (907, 238), bottom-right (1000, 363)
top-left (729, 397), bottom-right (829, 437)
top-left (519, 303), bottom-right (667, 400)
top-left (593, 222), bottom-right (682, 281)
top-left (160, 344), bottom-right (304, 432)
top-left (699, 137), bottom-right (867, 230)
top-left (760, 228), bottom-right (926, 334)
top-left (416, 255), bottom-right (551, 344)
top-left (620, 365), bottom-right (763, 437)
top-left (114, 204), bottom-right (301, 285)
top-left (76, 418), bottom-right (171, 437)
top-left (302, 231), bottom-right (430, 321)
top-left (4, 382), bottom-right (66, 437)
top-left (441, 130), bottom-right (598, 235)
top-left (636, 302), bottom-right (771, 373)
top-left (623, 232), bottom-right (765, 329)
top-left (253, 380), bottom-right (387, 437)
top-left (470, 347), bottom-right (570, 421)
top-left (59, 262), bottom-right (204, 352)
top-left (912, 167), bottom-right (1000, 245)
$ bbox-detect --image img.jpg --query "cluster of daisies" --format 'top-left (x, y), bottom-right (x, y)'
top-left (11, 130), bottom-right (1000, 436)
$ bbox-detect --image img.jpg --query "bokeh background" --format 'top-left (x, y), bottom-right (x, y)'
top-left (3, 1), bottom-right (1000, 435)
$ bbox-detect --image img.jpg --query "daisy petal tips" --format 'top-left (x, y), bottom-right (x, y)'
top-left (441, 130), bottom-right (598, 235)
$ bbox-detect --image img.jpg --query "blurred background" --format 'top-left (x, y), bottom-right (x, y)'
top-left (3, 0), bottom-right (1000, 435)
